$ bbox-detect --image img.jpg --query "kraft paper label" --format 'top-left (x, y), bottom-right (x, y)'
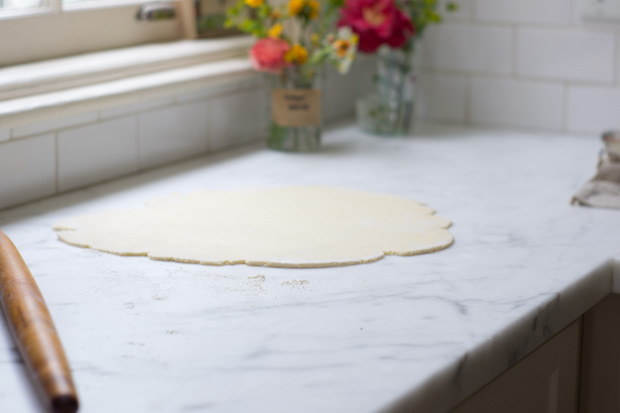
top-left (272, 89), bottom-right (321, 127)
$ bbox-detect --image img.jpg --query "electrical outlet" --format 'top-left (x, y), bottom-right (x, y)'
top-left (581, 0), bottom-right (620, 22)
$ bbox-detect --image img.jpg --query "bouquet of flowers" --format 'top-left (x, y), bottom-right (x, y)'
top-left (337, 0), bottom-right (456, 53)
top-left (226, 0), bottom-right (358, 151)
top-left (227, 0), bottom-right (358, 78)
top-left (335, 0), bottom-right (456, 135)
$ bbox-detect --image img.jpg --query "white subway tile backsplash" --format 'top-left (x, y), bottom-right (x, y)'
top-left (421, 24), bottom-right (512, 74)
top-left (12, 112), bottom-right (97, 139)
top-left (616, 34), bottom-right (620, 84)
top-left (567, 86), bottom-right (620, 133)
top-left (58, 117), bottom-right (138, 192)
top-left (416, 3), bottom-right (620, 131)
top-left (324, 70), bottom-right (356, 123)
top-left (0, 66), bottom-right (368, 211)
top-left (0, 134), bottom-right (55, 209)
top-left (416, 73), bottom-right (467, 122)
top-left (441, 0), bottom-right (474, 20)
top-left (476, 0), bottom-right (574, 24)
top-left (352, 54), bottom-right (377, 99)
top-left (517, 29), bottom-right (614, 82)
top-left (99, 97), bottom-right (175, 120)
top-left (175, 88), bottom-right (221, 104)
top-left (471, 77), bottom-right (564, 130)
top-left (175, 77), bottom-right (262, 103)
top-left (139, 101), bottom-right (210, 169)
top-left (211, 88), bottom-right (266, 151)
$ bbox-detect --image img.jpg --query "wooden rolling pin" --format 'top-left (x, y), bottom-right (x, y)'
top-left (0, 230), bottom-right (79, 413)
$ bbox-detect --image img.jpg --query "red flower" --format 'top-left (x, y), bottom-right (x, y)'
top-left (338, 0), bottom-right (414, 53)
top-left (250, 38), bottom-right (291, 74)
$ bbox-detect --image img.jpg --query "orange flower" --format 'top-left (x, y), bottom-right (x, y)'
top-left (333, 39), bottom-right (351, 58)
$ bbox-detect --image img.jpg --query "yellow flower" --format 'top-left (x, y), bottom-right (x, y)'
top-left (271, 9), bottom-right (282, 19)
top-left (245, 0), bottom-right (263, 8)
top-left (268, 23), bottom-right (283, 39)
top-left (307, 0), bottom-right (320, 19)
top-left (310, 33), bottom-right (319, 47)
top-left (285, 44), bottom-right (308, 65)
top-left (333, 39), bottom-right (351, 58)
top-left (288, 0), bottom-right (304, 16)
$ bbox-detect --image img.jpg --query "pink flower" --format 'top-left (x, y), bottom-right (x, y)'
top-left (338, 0), bottom-right (414, 53)
top-left (249, 38), bottom-right (291, 74)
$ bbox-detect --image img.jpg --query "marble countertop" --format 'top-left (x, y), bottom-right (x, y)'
top-left (1, 123), bottom-right (619, 413)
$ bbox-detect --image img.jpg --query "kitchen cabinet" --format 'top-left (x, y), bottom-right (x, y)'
top-left (580, 294), bottom-right (620, 413)
top-left (451, 320), bottom-right (581, 413)
top-left (453, 293), bottom-right (620, 413)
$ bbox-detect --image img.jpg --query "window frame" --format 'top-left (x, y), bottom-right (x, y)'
top-left (0, 0), bottom-right (184, 67)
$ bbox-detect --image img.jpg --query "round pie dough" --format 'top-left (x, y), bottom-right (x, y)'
top-left (53, 187), bottom-right (453, 268)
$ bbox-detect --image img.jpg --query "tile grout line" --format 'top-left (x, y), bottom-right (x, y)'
top-left (11, 114), bottom-right (99, 141)
top-left (418, 65), bottom-right (617, 88)
top-left (54, 132), bottom-right (59, 194)
top-left (445, 16), bottom-right (596, 31)
top-left (613, 33), bottom-right (619, 86)
top-left (206, 99), bottom-right (213, 154)
top-left (464, 74), bottom-right (472, 125)
top-left (616, 35), bottom-right (620, 131)
top-left (569, 0), bottom-right (577, 25)
top-left (561, 82), bottom-right (569, 134)
top-left (512, 24), bottom-right (518, 78)
top-left (470, 0), bottom-right (477, 22)
top-left (135, 115), bottom-right (141, 172)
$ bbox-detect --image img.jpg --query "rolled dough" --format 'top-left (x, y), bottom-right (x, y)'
top-left (53, 186), bottom-right (453, 268)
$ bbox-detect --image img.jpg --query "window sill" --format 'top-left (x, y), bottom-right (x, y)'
top-left (0, 37), bottom-right (256, 130)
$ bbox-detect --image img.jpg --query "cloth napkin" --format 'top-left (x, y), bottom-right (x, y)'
top-left (572, 148), bottom-right (620, 209)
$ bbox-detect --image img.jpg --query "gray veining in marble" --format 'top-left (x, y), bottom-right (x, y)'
top-left (0, 123), bottom-right (619, 413)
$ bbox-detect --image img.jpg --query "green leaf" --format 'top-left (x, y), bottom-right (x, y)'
top-left (258, 4), bottom-right (271, 18)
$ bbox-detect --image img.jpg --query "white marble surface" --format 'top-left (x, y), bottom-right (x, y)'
top-left (0, 123), bottom-right (619, 413)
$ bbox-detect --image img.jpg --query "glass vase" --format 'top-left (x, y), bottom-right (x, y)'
top-left (268, 67), bottom-right (323, 152)
top-left (356, 42), bottom-right (415, 136)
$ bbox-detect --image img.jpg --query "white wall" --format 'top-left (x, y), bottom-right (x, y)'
top-left (415, 0), bottom-right (620, 134)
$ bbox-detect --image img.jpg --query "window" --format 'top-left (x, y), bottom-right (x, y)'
top-left (0, 0), bottom-right (182, 67)
top-left (0, 1), bottom-right (45, 11)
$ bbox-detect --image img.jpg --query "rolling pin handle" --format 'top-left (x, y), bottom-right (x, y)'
top-left (52, 394), bottom-right (79, 413)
